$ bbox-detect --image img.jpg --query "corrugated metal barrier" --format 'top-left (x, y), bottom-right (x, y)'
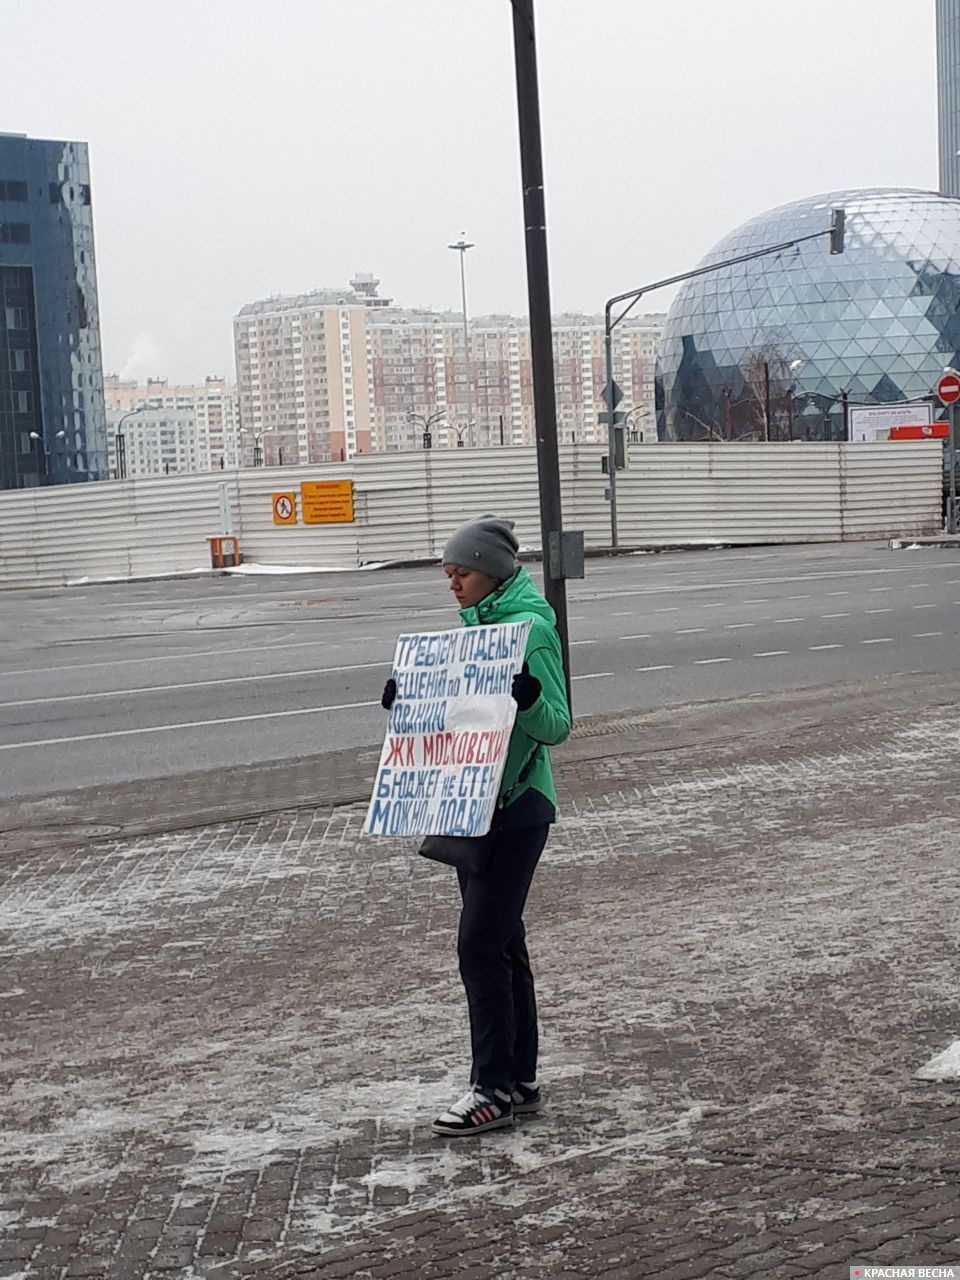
top-left (0, 442), bottom-right (942, 589)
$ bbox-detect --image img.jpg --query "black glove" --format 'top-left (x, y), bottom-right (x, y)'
top-left (381, 678), bottom-right (397, 710)
top-left (511, 663), bottom-right (541, 712)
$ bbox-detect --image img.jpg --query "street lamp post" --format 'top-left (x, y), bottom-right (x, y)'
top-left (114, 409), bottom-right (145, 480)
top-left (622, 405), bottom-right (651, 444)
top-left (407, 408), bottom-right (445, 450)
top-left (239, 427), bottom-right (265, 466)
top-left (448, 234), bottom-right (475, 443)
top-left (28, 429), bottom-right (66, 484)
top-left (603, 208), bottom-right (845, 545)
top-left (786, 359), bottom-right (805, 441)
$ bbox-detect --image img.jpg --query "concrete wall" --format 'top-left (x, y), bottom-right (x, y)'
top-left (0, 442), bottom-right (943, 589)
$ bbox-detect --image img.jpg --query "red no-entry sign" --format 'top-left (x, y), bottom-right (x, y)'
top-left (937, 373), bottom-right (960, 405)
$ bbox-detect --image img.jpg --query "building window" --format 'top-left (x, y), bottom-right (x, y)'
top-left (0, 180), bottom-right (28, 202)
top-left (0, 223), bottom-right (31, 244)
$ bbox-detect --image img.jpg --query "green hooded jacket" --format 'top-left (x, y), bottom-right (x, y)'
top-left (458, 566), bottom-right (571, 812)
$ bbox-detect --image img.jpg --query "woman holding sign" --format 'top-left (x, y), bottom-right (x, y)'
top-left (383, 516), bottom-right (571, 1137)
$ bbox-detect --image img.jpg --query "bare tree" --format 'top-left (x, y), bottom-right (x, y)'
top-left (742, 340), bottom-right (793, 441)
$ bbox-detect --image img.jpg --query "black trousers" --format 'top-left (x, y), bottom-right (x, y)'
top-left (456, 823), bottom-right (549, 1094)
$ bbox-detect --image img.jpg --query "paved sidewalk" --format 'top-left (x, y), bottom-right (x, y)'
top-left (3, 674), bottom-right (960, 1278)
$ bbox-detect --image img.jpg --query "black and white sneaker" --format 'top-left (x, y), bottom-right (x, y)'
top-left (511, 1081), bottom-right (542, 1115)
top-left (431, 1087), bottom-right (514, 1137)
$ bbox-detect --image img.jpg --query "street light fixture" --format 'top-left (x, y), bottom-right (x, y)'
top-left (787, 360), bottom-right (805, 440)
top-left (621, 405), bottom-right (652, 445)
top-left (407, 408), bottom-right (445, 450)
top-left (28, 429), bottom-right (67, 484)
top-left (239, 427), bottom-right (266, 467)
top-left (448, 234), bottom-right (475, 442)
top-left (114, 408), bottom-right (145, 480)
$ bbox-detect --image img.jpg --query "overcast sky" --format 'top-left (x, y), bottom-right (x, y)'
top-left (0, 1), bottom-right (938, 383)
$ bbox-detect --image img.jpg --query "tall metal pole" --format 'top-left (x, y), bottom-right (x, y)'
top-left (604, 305), bottom-right (618, 546)
top-left (448, 235), bottom-right (474, 443)
top-left (950, 401), bottom-right (957, 534)
top-left (511, 0), bottom-right (571, 707)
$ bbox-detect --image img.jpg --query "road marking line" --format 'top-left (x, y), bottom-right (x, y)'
top-left (723, 623), bottom-right (755, 629)
top-left (809, 643), bottom-right (843, 651)
top-left (620, 633), bottom-right (651, 640)
top-left (568, 615), bottom-right (586, 621)
top-left (861, 637), bottom-right (893, 644)
top-left (612, 611), bottom-right (635, 617)
top-left (702, 602), bottom-right (726, 608)
top-left (825, 591), bottom-right (850, 596)
top-left (754, 650), bottom-right (789, 657)
top-left (0, 636), bottom-right (374, 680)
top-left (0, 701), bottom-right (381, 753)
top-left (572, 672), bottom-right (613, 681)
top-left (868, 587), bottom-right (891, 592)
top-left (864, 608), bottom-right (892, 614)
top-left (676, 628), bottom-right (706, 634)
top-left (786, 594), bottom-right (811, 600)
top-left (742, 598), bottom-right (770, 604)
top-left (0, 661), bottom-right (393, 710)
top-left (821, 612), bottom-right (851, 618)
top-left (654, 606), bottom-right (680, 613)
top-left (637, 664), bottom-right (673, 672)
top-left (907, 583), bottom-right (931, 589)
top-left (773, 617), bottom-right (804, 623)
top-left (694, 657), bottom-right (732, 664)
top-left (913, 631), bottom-right (943, 638)
top-left (913, 603), bottom-right (938, 609)
top-left (569, 639), bottom-right (596, 645)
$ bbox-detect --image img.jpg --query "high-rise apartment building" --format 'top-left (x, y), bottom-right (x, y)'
top-left (0, 133), bottom-right (107, 488)
top-left (939, 0), bottom-right (960, 197)
top-left (233, 289), bottom-right (373, 466)
top-left (103, 375), bottom-right (240, 477)
top-left (234, 277), bottom-right (662, 457)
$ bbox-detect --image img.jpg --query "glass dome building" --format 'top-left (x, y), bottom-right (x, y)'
top-left (658, 188), bottom-right (960, 441)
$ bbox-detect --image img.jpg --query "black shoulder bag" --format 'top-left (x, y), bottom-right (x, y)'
top-left (417, 746), bottom-right (541, 875)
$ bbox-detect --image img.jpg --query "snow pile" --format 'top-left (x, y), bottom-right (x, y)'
top-left (915, 1039), bottom-right (960, 1080)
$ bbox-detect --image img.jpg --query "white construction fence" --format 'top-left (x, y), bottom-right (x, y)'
top-left (0, 442), bottom-right (943, 590)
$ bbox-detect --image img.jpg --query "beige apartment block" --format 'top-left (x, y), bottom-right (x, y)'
top-left (233, 277), bottom-right (663, 457)
top-left (103, 375), bottom-right (240, 475)
top-left (233, 290), bottom-right (373, 465)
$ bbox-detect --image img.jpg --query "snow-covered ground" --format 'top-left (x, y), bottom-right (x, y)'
top-left (2, 700), bottom-right (960, 1276)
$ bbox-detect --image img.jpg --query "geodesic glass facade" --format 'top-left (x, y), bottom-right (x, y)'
top-left (658, 188), bottom-right (960, 442)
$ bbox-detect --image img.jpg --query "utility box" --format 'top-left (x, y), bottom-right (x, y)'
top-left (208, 536), bottom-right (240, 569)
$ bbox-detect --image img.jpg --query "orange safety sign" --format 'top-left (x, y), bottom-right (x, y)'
top-left (272, 492), bottom-right (297, 525)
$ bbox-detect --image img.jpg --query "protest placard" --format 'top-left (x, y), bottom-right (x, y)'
top-left (364, 620), bottom-right (533, 839)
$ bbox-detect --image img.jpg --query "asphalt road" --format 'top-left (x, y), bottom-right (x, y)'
top-left (2, 541), bottom-right (960, 800)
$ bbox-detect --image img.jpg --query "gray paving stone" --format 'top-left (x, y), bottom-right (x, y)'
top-left (5, 683), bottom-right (960, 1278)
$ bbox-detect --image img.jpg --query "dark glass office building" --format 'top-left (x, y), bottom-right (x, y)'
top-left (938, 0), bottom-right (960, 197)
top-left (658, 188), bottom-right (960, 442)
top-left (0, 133), bottom-right (107, 488)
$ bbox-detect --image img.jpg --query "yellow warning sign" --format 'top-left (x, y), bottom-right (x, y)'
top-left (272, 492), bottom-right (297, 525)
top-left (300, 480), bottom-right (355, 525)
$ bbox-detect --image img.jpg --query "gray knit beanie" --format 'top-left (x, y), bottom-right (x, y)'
top-left (442, 516), bottom-right (519, 583)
